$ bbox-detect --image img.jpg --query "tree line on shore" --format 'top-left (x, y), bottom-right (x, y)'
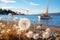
top-left (0, 8), bottom-right (22, 15)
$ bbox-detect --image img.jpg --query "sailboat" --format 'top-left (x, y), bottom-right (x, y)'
top-left (41, 8), bottom-right (52, 20)
top-left (41, 0), bottom-right (52, 20)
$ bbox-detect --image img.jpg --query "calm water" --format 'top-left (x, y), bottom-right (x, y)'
top-left (0, 14), bottom-right (60, 27)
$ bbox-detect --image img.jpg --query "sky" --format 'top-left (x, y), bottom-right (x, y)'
top-left (0, 0), bottom-right (60, 14)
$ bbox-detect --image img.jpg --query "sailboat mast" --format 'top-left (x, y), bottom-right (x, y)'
top-left (45, 0), bottom-right (49, 15)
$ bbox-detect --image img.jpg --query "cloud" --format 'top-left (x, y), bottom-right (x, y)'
top-left (0, 6), bottom-right (19, 10)
top-left (29, 2), bottom-right (39, 6)
top-left (23, 0), bottom-right (39, 6)
top-left (1, 0), bottom-right (16, 3)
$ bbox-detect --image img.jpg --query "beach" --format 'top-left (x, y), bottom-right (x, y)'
top-left (0, 20), bottom-right (60, 40)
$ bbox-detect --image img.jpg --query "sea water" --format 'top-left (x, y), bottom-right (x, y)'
top-left (0, 14), bottom-right (60, 27)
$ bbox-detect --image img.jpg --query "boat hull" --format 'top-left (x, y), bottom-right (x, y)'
top-left (41, 15), bottom-right (52, 20)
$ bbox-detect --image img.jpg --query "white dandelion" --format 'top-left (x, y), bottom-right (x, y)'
top-left (13, 17), bottom-right (18, 22)
top-left (42, 31), bottom-right (50, 40)
top-left (45, 28), bottom-right (51, 32)
top-left (13, 17), bottom-right (18, 25)
top-left (8, 13), bottom-right (12, 21)
top-left (8, 13), bottom-right (12, 17)
top-left (38, 16), bottom-right (41, 22)
top-left (18, 18), bottom-right (31, 31)
top-left (25, 9), bottom-right (29, 14)
top-left (25, 31), bottom-right (33, 38)
top-left (36, 26), bottom-right (41, 29)
top-left (33, 33), bottom-right (39, 39)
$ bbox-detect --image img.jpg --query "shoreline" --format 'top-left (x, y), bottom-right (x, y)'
top-left (0, 20), bottom-right (60, 34)
top-left (29, 24), bottom-right (60, 34)
top-left (0, 20), bottom-right (60, 40)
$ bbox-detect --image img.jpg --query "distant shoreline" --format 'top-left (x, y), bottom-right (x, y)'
top-left (0, 12), bottom-right (60, 15)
